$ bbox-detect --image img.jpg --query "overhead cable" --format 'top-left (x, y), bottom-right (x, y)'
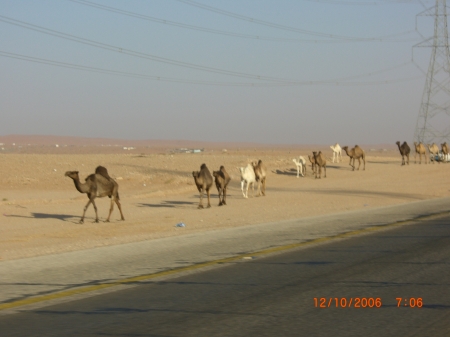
top-left (69, 0), bottom-right (417, 43)
top-left (0, 50), bottom-right (422, 87)
top-left (175, 0), bottom-right (415, 41)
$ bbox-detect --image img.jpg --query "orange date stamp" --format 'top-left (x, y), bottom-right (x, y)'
top-left (313, 297), bottom-right (382, 308)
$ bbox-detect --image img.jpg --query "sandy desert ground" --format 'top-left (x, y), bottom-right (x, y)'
top-left (0, 136), bottom-right (448, 261)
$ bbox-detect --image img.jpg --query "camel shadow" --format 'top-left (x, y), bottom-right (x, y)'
top-left (137, 200), bottom-right (197, 208)
top-left (4, 213), bottom-right (78, 222)
top-left (273, 169), bottom-right (297, 176)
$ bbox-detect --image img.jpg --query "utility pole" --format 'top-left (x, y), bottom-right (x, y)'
top-left (414, 0), bottom-right (450, 144)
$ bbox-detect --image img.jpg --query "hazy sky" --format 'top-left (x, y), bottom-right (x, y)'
top-left (0, 0), bottom-right (439, 145)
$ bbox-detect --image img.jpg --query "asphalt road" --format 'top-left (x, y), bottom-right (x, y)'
top-left (1, 213), bottom-right (450, 336)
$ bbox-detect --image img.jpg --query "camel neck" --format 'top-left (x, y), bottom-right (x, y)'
top-left (72, 177), bottom-right (89, 194)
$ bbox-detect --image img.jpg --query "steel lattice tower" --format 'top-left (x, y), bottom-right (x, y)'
top-left (414, 0), bottom-right (450, 144)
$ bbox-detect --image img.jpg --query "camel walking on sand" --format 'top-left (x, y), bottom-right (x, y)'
top-left (192, 163), bottom-right (213, 209)
top-left (330, 143), bottom-right (342, 163)
top-left (252, 160), bottom-right (267, 196)
top-left (212, 166), bottom-right (231, 206)
top-left (342, 145), bottom-right (366, 171)
top-left (293, 156), bottom-right (306, 177)
top-left (414, 142), bottom-right (428, 164)
top-left (427, 143), bottom-right (440, 163)
top-left (396, 141), bottom-right (410, 166)
top-left (307, 155), bottom-right (316, 173)
top-left (441, 142), bottom-right (449, 162)
top-left (312, 151), bottom-right (326, 179)
top-left (65, 166), bottom-right (125, 224)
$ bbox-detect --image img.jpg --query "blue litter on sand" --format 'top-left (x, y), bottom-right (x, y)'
top-left (175, 223), bottom-right (186, 227)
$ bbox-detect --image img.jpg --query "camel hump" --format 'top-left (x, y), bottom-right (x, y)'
top-left (95, 166), bottom-right (112, 180)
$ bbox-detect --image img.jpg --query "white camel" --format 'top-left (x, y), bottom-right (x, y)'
top-left (330, 143), bottom-right (342, 163)
top-left (292, 156), bottom-right (306, 177)
top-left (237, 164), bottom-right (256, 198)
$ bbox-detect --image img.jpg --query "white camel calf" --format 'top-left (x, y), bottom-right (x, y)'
top-left (292, 156), bottom-right (306, 177)
top-left (238, 164), bottom-right (256, 198)
top-left (330, 143), bottom-right (342, 163)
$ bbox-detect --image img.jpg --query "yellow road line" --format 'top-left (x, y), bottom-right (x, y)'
top-left (1, 210), bottom-right (448, 311)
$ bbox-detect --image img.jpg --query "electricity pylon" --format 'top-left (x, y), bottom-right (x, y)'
top-left (414, 0), bottom-right (450, 144)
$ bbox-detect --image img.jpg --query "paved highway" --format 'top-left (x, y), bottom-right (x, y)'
top-left (1, 213), bottom-right (449, 336)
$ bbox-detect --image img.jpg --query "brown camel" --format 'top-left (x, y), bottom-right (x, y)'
top-left (307, 154), bottom-right (316, 173)
top-left (413, 142), bottom-right (428, 164)
top-left (427, 143), bottom-right (440, 163)
top-left (192, 163), bottom-right (213, 209)
top-left (252, 160), bottom-right (267, 196)
top-left (312, 151), bottom-right (326, 179)
top-left (395, 141), bottom-right (410, 166)
top-left (212, 166), bottom-right (231, 206)
top-left (342, 145), bottom-right (366, 171)
top-left (441, 142), bottom-right (449, 162)
top-left (65, 166), bottom-right (125, 224)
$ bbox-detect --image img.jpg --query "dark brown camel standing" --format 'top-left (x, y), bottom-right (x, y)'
top-left (65, 166), bottom-right (125, 224)
top-left (252, 160), bottom-right (267, 196)
top-left (192, 163), bottom-right (213, 209)
top-left (342, 145), bottom-right (366, 171)
top-left (312, 151), bottom-right (326, 179)
top-left (212, 166), bottom-right (231, 206)
top-left (396, 141), bottom-right (410, 166)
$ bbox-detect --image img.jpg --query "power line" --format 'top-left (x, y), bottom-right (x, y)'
top-left (175, 0), bottom-right (415, 41)
top-left (0, 15), bottom-right (297, 84)
top-left (69, 0), bottom-right (417, 43)
top-left (0, 49), bottom-right (423, 87)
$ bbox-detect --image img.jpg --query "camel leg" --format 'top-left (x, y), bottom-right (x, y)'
top-left (206, 188), bottom-right (211, 208)
top-left (357, 158), bottom-right (361, 170)
top-left (296, 166), bottom-right (299, 178)
top-left (115, 198), bottom-right (125, 220)
top-left (91, 199), bottom-right (99, 223)
top-left (262, 177), bottom-right (266, 196)
top-left (324, 166), bottom-right (326, 178)
top-left (223, 186), bottom-right (227, 205)
top-left (198, 189), bottom-right (204, 209)
top-left (241, 180), bottom-right (246, 197)
top-left (363, 157), bottom-right (366, 170)
top-left (218, 187), bottom-right (223, 206)
top-left (105, 198), bottom-right (115, 222)
top-left (80, 199), bottom-right (92, 224)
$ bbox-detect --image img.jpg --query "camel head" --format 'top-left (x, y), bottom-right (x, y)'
top-left (342, 146), bottom-right (348, 152)
top-left (212, 171), bottom-right (219, 178)
top-left (64, 171), bottom-right (79, 180)
top-left (192, 171), bottom-right (199, 178)
top-left (395, 141), bottom-right (400, 146)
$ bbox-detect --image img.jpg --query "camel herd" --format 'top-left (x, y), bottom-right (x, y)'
top-left (297, 144), bottom-right (365, 181)
top-left (395, 141), bottom-right (450, 165)
top-left (192, 161), bottom-right (266, 209)
top-left (63, 140), bottom-right (449, 223)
